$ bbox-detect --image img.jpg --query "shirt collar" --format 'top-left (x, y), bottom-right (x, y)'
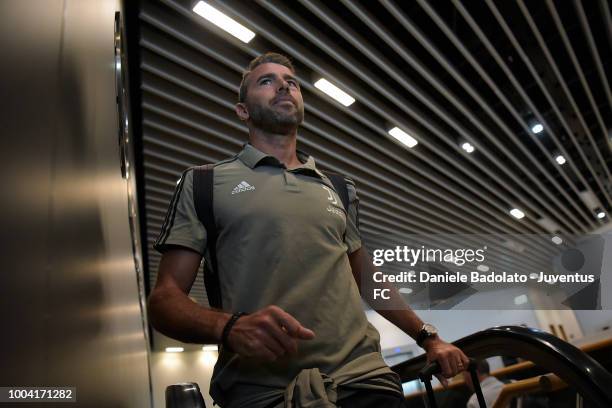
top-left (237, 143), bottom-right (319, 173)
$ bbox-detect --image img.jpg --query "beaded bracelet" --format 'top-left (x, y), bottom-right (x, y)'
top-left (221, 312), bottom-right (247, 352)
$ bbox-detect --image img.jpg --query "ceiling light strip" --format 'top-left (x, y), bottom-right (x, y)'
top-left (192, 1), bottom-right (255, 43)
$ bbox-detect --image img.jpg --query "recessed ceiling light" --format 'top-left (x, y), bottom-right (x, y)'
top-left (202, 345), bottom-right (218, 352)
top-left (192, 1), bottom-right (255, 43)
top-left (388, 127), bottom-right (418, 148)
top-left (165, 347), bottom-right (184, 353)
top-left (399, 287), bottom-right (413, 294)
top-left (461, 142), bottom-right (475, 153)
top-left (313, 78), bottom-right (355, 106)
top-left (555, 155), bottom-right (566, 165)
top-left (476, 264), bottom-right (489, 272)
top-left (597, 212), bottom-right (606, 219)
top-left (531, 123), bottom-right (544, 134)
top-left (510, 208), bottom-right (525, 219)
top-left (551, 236), bottom-right (563, 245)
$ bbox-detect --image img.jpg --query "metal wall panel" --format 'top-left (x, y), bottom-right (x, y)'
top-left (0, 1), bottom-right (152, 406)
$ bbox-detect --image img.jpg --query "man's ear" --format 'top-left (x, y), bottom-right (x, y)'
top-left (235, 102), bottom-right (249, 121)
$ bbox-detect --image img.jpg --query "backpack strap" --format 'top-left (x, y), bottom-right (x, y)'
top-left (192, 164), bottom-right (222, 309)
top-left (323, 171), bottom-right (350, 213)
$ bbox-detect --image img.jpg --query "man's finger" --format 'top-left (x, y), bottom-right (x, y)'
top-left (448, 356), bottom-right (459, 376)
top-left (296, 326), bottom-right (315, 339)
top-left (456, 357), bottom-right (466, 372)
top-left (438, 356), bottom-right (453, 378)
top-left (266, 322), bottom-right (299, 354)
top-left (272, 309), bottom-right (315, 340)
top-left (435, 374), bottom-right (449, 389)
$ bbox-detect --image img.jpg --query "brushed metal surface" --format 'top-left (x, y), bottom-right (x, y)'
top-left (0, 1), bottom-right (151, 406)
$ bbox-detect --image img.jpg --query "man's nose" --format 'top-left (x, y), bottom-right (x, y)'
top-left (277, 80), bottom-right (290, 92)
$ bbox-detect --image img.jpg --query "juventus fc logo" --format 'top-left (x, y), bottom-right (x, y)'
top-left (322, 185), bottom-right (338, 205)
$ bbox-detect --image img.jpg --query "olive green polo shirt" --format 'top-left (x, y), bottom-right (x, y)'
top-left (154, 144), bottom-right (398, 407)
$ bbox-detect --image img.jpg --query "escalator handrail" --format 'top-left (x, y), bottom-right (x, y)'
top-left (391, 325), bottom-right (612, 408)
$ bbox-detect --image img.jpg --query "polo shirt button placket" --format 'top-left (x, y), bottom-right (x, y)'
top-left (283, 170), bottom-right (301, 192)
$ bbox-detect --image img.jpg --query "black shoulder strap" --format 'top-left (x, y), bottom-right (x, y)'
top-left (192, 164), bottom-right (222, 309)
top-left (323, 171), bottom-right (349, 212)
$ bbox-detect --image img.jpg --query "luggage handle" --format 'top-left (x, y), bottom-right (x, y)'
top-left (418, 358), bottom-right (487, 408)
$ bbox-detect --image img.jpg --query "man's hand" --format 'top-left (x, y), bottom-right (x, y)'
top-left (423, 337), bottom-right (470, 388)
top-left (226, 305), bottom-right (315, 361)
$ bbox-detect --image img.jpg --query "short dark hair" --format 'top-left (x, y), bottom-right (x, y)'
top-left (475, 359), bottom-right (490, 376)
top-left (238, 52), bottom-right (295, 103)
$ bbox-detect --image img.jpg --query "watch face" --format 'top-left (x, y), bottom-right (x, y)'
top-left (423, 323), bottom-right (438, 335)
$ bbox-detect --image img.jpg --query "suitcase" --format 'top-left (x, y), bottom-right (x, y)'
top-left (418, 358), bottom-right (487, 408)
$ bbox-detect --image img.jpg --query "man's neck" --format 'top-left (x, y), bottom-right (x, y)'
top-left (248, 128), bottom-right (302, 169)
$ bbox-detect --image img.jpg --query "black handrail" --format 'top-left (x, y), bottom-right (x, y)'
top-left (391, 325), bottom-right (612, 408)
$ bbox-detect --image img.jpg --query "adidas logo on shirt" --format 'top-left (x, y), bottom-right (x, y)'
top-left (231, 181), bottom-right (255, 195)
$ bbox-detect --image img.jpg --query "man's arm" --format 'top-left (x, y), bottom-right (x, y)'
top-left (348, 246), bottom-right (469, 383)
top-left (148, 247), bottom-right (315, 361)
top-left (148, 247), bottom-right (230, 344)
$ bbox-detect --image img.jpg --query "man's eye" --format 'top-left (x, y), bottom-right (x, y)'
top-left (288, 81), bottom-right (299, 88)
top-left (260, 79), bottom-right (271, 85)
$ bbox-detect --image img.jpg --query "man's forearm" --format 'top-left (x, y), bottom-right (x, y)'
top-left (371, 289), bottom-right (425, 341)
top-left (349, 247), bottom-right (425, 341)
top-left (148, 287), bottom-right (230, 344)
top-left (350, 247), bottom-right (469, 379)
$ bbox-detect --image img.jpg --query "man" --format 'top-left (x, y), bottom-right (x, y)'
top-left (463, 359), bottom-right (507, 408)
top-left (148, 52), bottom-right (469, 408)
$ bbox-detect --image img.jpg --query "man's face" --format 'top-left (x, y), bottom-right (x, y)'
top-left (237, 62), bottom-right (304, 134)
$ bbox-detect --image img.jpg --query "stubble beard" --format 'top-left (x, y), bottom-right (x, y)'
top-left (247, 100), bottom-right (304, 135)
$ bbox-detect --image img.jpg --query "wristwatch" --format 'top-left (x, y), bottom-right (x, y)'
top-left (416, 323), bottom-right (438, 348)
